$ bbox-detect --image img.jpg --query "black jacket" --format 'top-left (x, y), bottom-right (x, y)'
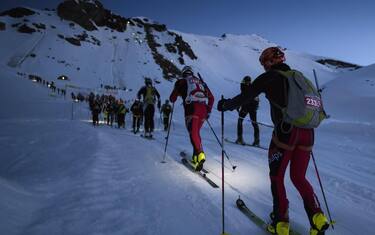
top-left (224, 63), bottom-right (291, 126)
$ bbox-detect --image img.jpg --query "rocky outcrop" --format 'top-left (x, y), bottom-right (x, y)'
top-left (17, 24), bottom-right (36, 34)
top-left (57, 0), bottom-right (97, 31)
top-left (65, 37), bottom-right (81, 46)
top-left (57, 0), bottom-right (130, 32)
top-left (143, 23), bottom-right (181, 81)
top-left (316, 59), bottom-right (362, 70)
top-left (0, 21), bottom-right (5, 31)
top-left (0, 7), bottom-right (35, 18)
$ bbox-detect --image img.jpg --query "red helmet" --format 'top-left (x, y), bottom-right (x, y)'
top-left (259, 47), bottom-right (285, 70)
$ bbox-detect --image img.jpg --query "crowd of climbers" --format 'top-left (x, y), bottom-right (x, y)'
top-left (85, 87), bottom-right (172, 135)
top-left (24, 74), bottom-right (67, 97)
top-left (80, 46), bottom-right (330, 235)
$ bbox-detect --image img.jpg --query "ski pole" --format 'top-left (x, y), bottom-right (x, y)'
top-left (311, 151), bottom-right (335, 229)
top-left (161, 103), bottom-right (174, 163)
top-left (206, 119), bottom-right (237, 171)
top-left (247, 119), bottom-right (274, 129)
top-left (313, 69), bottom-right (330, 119)
top-left (220, 95), bottom-right (227, 235)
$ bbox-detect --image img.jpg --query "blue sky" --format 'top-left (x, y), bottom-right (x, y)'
top-left (1, 0), bottom-right (374, 65)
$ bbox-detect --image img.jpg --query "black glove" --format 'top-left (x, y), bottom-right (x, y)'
top-left (217, 99), bottom-right (228, 112)
top-left (157, 100), bottom-right (161, 110)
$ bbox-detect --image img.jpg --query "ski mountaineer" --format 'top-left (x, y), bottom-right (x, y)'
top-left (160, 99), bottom-right (172, 131)
top-left (236, 75), bottom-right (260, 146)
top-left (137, 78), bottom-right (161, 138)
top-left (117, 99), bottom-right (128, 129)
top-left (130, 98), bottom-right (143, 134)
top-left (169, 66), bottom-right (214, 171)
top-left (217, 47), bottom-right (329, 235)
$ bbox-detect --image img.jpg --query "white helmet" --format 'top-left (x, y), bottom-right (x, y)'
top-left (181, 66), bottom-right (193, 77)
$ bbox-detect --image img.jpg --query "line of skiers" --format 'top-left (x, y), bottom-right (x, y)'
top-left (89, 93), bottom-right (129, 127)
top-left (87, 86), bottom-right (173, 135)
top-left (26, 74), bottom-right (67, 97)
top-left (86, 46), bottom-right (329, 235)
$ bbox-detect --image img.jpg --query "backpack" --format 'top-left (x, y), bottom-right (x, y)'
top-left (144, 86), bottom-right (155, 105)
top-left (185, 75), bottom-right (208, 104)
top-left (274, 70), bottom-right (327, 128)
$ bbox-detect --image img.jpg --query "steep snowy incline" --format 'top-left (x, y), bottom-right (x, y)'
top-left (323, 63), bottom-right (375, 124)
top-left (1, 61), bottom-right (375, 235)
top-left (0, 4), bottom-right (355, 107)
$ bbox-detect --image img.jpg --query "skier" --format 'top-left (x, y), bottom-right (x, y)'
top-left (160, 99), bottom-right (172, 131)
top-left (91, 99), bottom-right (101, 126)
top-left (130, 98), bottom-right (143, 134)
top-left (117, 99), bottom-right (127, 128)
top-left (137, 78), bottom-right (161, 138)
top-left (217, 47), bottom-right (329, 235)
top-left (235, 75), bottom-right (260, 146)
top-left (169, 66), bottom-right (214, 171)
top-left (105, 97), bottom-right (116, 127)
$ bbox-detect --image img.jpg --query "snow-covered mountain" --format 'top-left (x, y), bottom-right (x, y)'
top-left (0, 1), bottom-right (361, 100)
top-left (0, 1), bottom-right (374, 235)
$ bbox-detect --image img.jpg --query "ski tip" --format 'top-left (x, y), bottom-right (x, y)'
top-left (236, 198), bottom-right (245, 208)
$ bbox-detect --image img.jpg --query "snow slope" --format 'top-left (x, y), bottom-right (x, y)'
top-left (1, 2), bottom-right (374, 235)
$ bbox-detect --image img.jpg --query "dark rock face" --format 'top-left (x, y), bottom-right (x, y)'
top-left (57, 0), bottom-right (98, 31)
top-left (0, 21), bottom-right (5, 31)
top-left (143, 23), bottom-right (181, 81)
top-left (316, 59), bottom-right (362, 70)
top-left (65, 37), bottom-right (81, 46)
top-left (57, 0), bottom-right (130, 32)
top-left (17, 24), bottom-right (36, 34)
top-left (32, 23), bottom-right (46, 30)
top-left (0, 7), bottom-right (35, 18)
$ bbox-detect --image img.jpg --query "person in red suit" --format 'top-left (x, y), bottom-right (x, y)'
top-left (169, 66), bottom-right (214, 171)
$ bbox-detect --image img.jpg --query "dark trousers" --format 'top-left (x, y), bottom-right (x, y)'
top-left (92, 111), bottom-right (99, 126)
top-left (144, 105), bottom-right (155, 133)
top-left (117, 113), bottom-right (125, 128)
top-left (163, 116), bottom-right (170, 131)
top-left (107, 113), bottom-right (114, 126)
top-left (237, 106), bottom-right (259, 142)
top-left (133, 115), bottom-right (141, 133)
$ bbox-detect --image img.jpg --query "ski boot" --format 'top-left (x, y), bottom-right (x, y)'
top-left (235, 137), bottom-right (245, 145)
top-left (267, 212), bottom-right (289, 235)
top-left (267, 222), bottom-right (289, 235)
top-left (192, 152), bottom-right (206, 171)
top-left (309, 212), bottom-right (329, 235)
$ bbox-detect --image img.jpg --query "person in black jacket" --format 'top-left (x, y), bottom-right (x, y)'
top-left (130, 99), bottom-right (143, 134)
top-left (160, 99), bottom-right (172, 131)
top-left (218, 47), bottom-right (329, 235)
top-left (236, 75), bottom-right (260, 146)
top-left (137, 78), bottom-right (161, 138)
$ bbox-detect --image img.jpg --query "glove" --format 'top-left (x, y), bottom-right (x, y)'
top-left (217, 99), bottom-right (228, 112)
top-left (157, 100), bottom-right (161, 110)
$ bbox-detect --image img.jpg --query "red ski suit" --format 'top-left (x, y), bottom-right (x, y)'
top-left (169, 76), bottom-right (214, 156)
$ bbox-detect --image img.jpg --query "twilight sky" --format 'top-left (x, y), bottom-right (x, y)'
top-left (1, 0), bottom-right (374, 66)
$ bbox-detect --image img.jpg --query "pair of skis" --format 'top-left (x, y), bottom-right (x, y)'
top-left (236, 198), bottom-right (303, 235)
top-left (224, 138), bottom-right (268, 150)
top-left (179, 151), bottom-right (219, 188)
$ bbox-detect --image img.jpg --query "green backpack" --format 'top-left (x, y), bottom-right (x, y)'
top-left (144, 86), bottom-right (155, 105)
top-left (274, 70), bottom-right (327, 128)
